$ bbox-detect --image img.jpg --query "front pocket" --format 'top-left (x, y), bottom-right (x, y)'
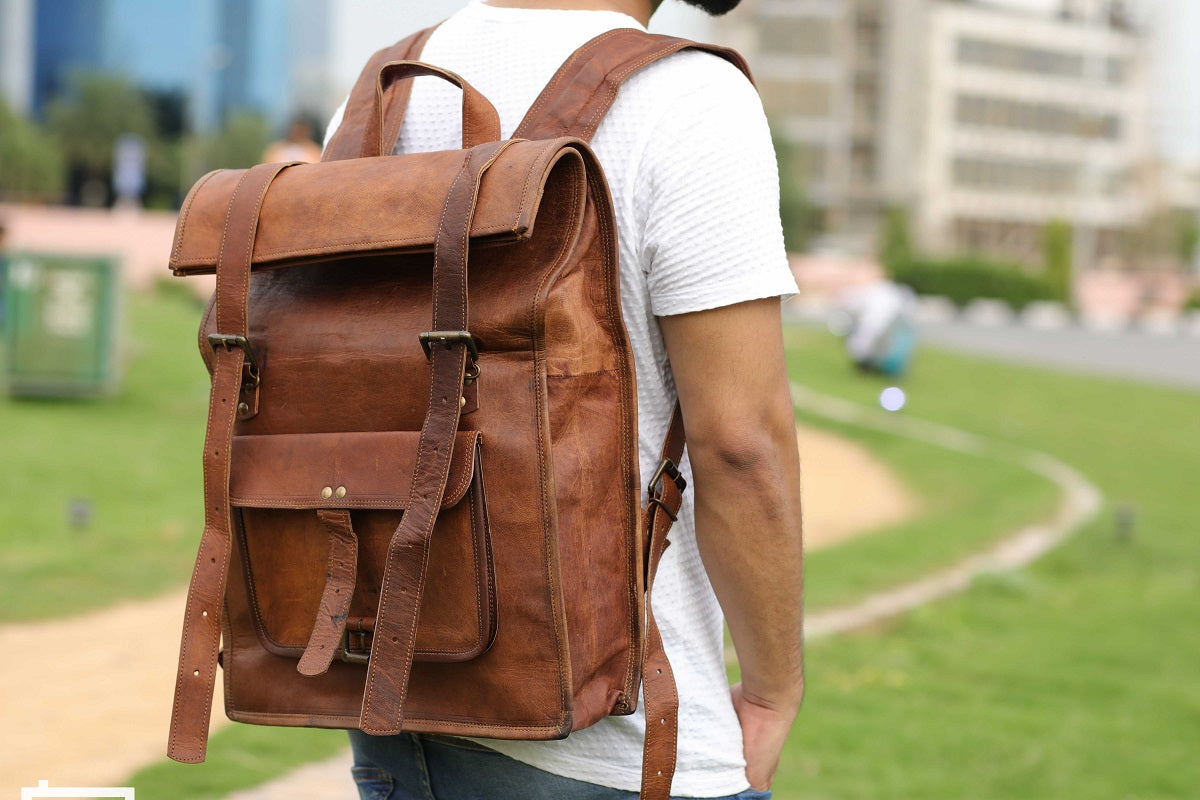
top-left (228, 430), bottom-right (495, 665)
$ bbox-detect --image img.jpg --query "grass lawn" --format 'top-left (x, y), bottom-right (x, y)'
top-left (0, 284), bottom-right (209, 620)
top-left (772, 325), bottom-right (1200, 799)
top-left (125, 724), bottom-right (348, 799)
top-left (9, 290), bottom-right (1194, 799)
top-left (793, 408), bottom-right (1058, 612)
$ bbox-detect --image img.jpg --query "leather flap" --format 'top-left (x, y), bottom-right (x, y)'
top-left (169, 138), bottom-right (585, 275)
top-left (230, 430), bottom-right (480, 509)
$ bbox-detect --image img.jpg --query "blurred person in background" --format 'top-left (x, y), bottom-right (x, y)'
top-left (326, 0), bottom-right (804, 799)
top-left (837, 280), bottom-right (917, 376)
top-left (263, 115), bottom-right (323, 163)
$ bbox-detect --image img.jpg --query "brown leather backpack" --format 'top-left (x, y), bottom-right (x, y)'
top-left (166, 28), bottom-right (750, 800)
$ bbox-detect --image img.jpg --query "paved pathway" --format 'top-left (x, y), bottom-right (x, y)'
top-left (917, 318), bottom-right (1200, 391)
top-left (227, 386), bottom-right (1103, 800)
top-left (789, 386), bottom-right (1102, 637)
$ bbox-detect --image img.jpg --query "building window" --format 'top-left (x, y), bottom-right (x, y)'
top-left (958, 36), bottom-right (1085, 79)
top-left (953, 155), bottom-right (1081, 195)
top-left (956, 93), bottom-right (1122, 140)
top-left (759, 17), bottom-right (834, 57)
top-left (760, 79), bottom-right (833, 117)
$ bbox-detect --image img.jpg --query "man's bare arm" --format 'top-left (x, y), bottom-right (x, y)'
top-left (659, 298), bottom-right (804, 790)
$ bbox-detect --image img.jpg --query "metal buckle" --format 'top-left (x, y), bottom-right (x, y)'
top-left (208, 333), bottom-right (260, 388)
top-left (339, 629), bottom-right (372, 665)
top-left (648, 459), bottom-right (686, 521)
top-left (648, 458), bottom-right (687, 498)
top-left (418, 330), bottom-right (479, 362)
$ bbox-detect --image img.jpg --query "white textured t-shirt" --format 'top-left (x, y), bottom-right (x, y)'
top-left (327, 2), bottom-right (797, 796)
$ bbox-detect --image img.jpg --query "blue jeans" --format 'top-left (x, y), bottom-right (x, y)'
top-left (349, 731), bottom-right (772, 800)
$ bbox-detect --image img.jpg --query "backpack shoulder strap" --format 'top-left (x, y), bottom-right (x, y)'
top-left (513, 28), bottom-right (753, 143)
top-left (323, 25), bottom-right (439, 161)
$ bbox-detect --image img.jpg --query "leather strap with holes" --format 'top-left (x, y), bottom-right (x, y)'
top-left (297, 510), bottom-right (359, 677)
top-left (359, 138), bottom-right (513, 735)
top-left (168, 161), bottom-right (294, 763)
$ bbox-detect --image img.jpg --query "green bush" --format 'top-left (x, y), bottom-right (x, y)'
top-left (772, 130), bottom-right (823, 252)
top-left (893, 256), bottom-right (1058, 310)
top-left (879, 206), bottom-right (913, 275)
top-left (1184, 290), bottom-right (1200, 312)
top-left (1042, 218), bottom-right (1072, 303)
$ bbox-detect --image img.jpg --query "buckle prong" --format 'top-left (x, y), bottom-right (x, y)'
top-left (648, 458), bottom-right (686, 498)
top-left (208, 333), bottom-right (259, 375)
top-left (340, 629), bottom-right (372, 665)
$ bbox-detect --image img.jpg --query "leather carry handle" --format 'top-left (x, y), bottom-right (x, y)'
top-left (323, 27), bottom-right (437, 162)
top-left (364, 61), bottom-right (501, 157)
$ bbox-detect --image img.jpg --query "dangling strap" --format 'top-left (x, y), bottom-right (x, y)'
top-left (322, 25), bottom-right (439, 161)
top-left (359, 138), bottom-right (514, 735)
top-left (639, 404), bottom-right (685, 800)
top-left (168, 161), bottom-right (296, 763)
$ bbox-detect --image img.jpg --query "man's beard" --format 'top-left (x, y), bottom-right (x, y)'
top-left (675, 0), bottom-right (741, 15)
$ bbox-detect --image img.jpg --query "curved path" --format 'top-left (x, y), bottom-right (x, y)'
top-left (791, 384), bottom-right (1103, 637)
top-left (1, 420), bottom-right (915, 796)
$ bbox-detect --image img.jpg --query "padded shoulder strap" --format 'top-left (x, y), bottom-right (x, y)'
top-left (513, 28), bottom-right (753, 143)
top-left (323, 25), bottom-right (439, 161)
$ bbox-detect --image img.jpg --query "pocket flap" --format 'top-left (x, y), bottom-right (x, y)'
top-left (229, 430), bottom-right (480, 509)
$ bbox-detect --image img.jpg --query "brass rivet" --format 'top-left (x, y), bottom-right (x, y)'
top-left (237, 402), bottom-right (249, 415)
top-left (335, 486), bottom-right (347, 499)
top-left (321, 486), bottom-right (333, 499)
top-left (460, 396), bottom-right (466, 408)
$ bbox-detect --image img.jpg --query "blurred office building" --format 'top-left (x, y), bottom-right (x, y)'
top-left (720, 0), bottom-right (1156, 266)
top-left (0, 0), bottom-right (333, 133)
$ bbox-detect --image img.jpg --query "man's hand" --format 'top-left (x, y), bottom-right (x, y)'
top-left (731, 682), bottom-right (801, 790)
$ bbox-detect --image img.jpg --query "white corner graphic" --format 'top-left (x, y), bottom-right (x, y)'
top-left (21, 780), bottom-right (134, 799)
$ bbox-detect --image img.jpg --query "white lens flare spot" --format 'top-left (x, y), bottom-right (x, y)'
top-left (880, 386), bottom-right (906, 412)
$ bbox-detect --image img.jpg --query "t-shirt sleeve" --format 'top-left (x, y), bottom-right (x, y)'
top-left (634, 57), bottom-right (798, 317)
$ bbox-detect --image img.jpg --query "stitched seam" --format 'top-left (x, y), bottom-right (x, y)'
top-left (512, 140), bottom-right (561, 234)
top-left (585, 163), bottom-right (642, 696)
top-left (515, 29), bottom-right (627, 137)
top-left (170, 219), bottom-right (525, 268)
top-left (544, 368), bottom-right (620, 380)
top-left (526, 176), bottom-right (583, 724)
top-left (172, 170), bottom-right (221, 264)
top-left (582, 42), bottom-right (684, 140)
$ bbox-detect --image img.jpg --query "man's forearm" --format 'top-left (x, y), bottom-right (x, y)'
top-left (689, 401), bottom-right (804, 710)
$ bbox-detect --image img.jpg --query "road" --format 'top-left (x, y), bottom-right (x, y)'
top-left (916, 319), bottom-right (1200, 391)
top-left (785, 303), bottom-right (1200, 391)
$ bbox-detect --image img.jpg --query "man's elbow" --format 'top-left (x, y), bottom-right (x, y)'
top-left (687, 413), bottom-right (796, 482)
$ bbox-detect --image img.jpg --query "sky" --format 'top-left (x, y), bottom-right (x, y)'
top-left (328, 0), bottom-right (1200, 163)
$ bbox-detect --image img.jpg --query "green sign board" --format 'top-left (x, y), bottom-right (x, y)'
top-left (2, 252), bottom-right (121, 397)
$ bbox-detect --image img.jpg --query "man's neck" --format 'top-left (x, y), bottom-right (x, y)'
top-left (482, 0), bottom-right (658, 26)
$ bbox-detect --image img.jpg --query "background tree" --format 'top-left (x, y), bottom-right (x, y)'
top-left (201, 111), bottom-right (270, 172)
top-left (772, 130), bottom-right (822, 253)
top-left (45, 73), bottom-right (157, 206)
top-left (0, 98), bottom-right (65, 201)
